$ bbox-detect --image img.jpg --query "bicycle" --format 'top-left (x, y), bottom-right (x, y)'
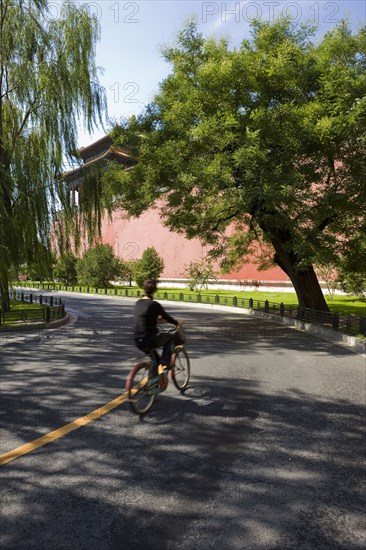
top-left (125, 327), bottom-right (190, 416)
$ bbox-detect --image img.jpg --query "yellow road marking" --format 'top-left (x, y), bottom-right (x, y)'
top-left (0, 381), bottom-right (146, 466)
top-left (0, 368), bottom-right (153, 467)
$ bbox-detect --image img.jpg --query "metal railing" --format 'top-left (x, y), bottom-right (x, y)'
top-left (12, 281), bottom-right (366, 337)
top-left (0, 290), bottom-right (65, 326)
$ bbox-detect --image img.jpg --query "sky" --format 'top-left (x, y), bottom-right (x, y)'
top-left (54, 0), bottom-right (366, 149)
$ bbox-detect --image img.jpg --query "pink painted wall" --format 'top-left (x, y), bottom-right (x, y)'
top-left (101, 207), bottom-right (289, 282)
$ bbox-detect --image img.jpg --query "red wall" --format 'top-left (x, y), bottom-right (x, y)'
top-left (101, 207), bottom-right (289, 283)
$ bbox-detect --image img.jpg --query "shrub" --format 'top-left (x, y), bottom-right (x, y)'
top-left (134, 247), bottom-right (164, 288)
top-left (121, 259), bottom-right (139, 286)
top-left (184, 258), bottom-right (218, 291)
top-left (337, 270), bottom-right (366, 298)
top-left (76, 244), bottom-right (122, 287)
top-left (335, 237), bottom-right (366, 298)
top-left (54, 252), bottom-right (78, 285)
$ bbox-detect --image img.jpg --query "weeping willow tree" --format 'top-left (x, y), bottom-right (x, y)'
top-left (0, 0), bottom-right (106, 311)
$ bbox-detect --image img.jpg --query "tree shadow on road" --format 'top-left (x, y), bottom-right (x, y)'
top-left (1, 371), bottom-right (365, 550)
top-left (0, 301), bottom-right (364, 549)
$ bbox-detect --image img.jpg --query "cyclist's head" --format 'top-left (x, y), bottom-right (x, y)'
top-left (143, 279), bottom-right (157, 296)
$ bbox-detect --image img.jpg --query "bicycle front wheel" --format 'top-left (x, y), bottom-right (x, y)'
top-left (127, 362), bottom-right (157, 415)
top-left (172, 349), bottom-right (190, 392)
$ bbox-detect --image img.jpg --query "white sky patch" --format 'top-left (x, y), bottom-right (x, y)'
top-left (203, 1), bottom-right (250, 34)
top-left (55, 0), bottom-right (364, 148)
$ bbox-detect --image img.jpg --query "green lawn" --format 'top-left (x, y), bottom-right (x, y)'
top-left (0, 300), bottom-right (45, 327)
top-left (9, 300), bottom-right (44, 311)
top-left (154, 288), bottom-right (366, 318)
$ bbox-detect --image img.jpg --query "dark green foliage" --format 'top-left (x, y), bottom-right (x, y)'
top-left (54, 253), bottom-right (78, 285)
top-left (337, 272), bottom-right (366, 298)
top-left (120, 259), bottom-right (139, 287)
top-left (134, 247), bottom-right (164, 288)
top-left (76, 244), bottom-right (122, 287)
top-left (0, 0), bottom-right (106, 310)
top-left (105, 19), bottom-right (366, 311)
top-left (336, 231), bottom-right (366, 298)
top-left (11, 243), bottom-right (55, 282)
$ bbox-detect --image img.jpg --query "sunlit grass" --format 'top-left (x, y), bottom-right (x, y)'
top-left (155, 288), bottom-right (366, 318)
top-left (9, 300), bottom-right (44, 311)
top-left (0, 300), bottom-right (46, 327)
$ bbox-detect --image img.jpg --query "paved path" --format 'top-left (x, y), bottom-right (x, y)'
top-left (0, 293), bottom-right (365, 549)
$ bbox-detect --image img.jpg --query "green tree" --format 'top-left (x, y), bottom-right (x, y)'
top-left (11, 242), bottom-right (55, 281)
top-left (0, 0), bottom-right (106, 310)
top-left (184, 258), bottom-right (218, 291)
top-left (338, 272), bottom-right (366, 298)
top-left (23, 258), bottom-right (54, 282)
top-left (123, 259), bottom-right (139, 287)
top-left (76, 244), bottom-right (122, 287)
top-left (104, 19), bottom-right (366, 311)
top-left (134, 247), bottom-right (164, 288)
top-left (336, 230), bottom-right (366, 298)
top-left (54, 252), bottom-right (78, 285)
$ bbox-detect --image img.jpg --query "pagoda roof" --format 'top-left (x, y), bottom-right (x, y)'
top-left (63, 133), bottom-right (135, 187)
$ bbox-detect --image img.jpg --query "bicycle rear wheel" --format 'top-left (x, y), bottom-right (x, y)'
top-left (172, 348), bottom-right (190, 392)
top-left (127, 362), bottom-right (157, 415)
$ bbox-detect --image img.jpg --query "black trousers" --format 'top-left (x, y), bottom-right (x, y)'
top-left (135, 333), bottom-right (175, 367)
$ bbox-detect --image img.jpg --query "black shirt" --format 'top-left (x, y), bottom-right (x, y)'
top-left (134, 297), bottom-right (178, 340)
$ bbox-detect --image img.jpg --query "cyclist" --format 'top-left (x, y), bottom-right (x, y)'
top-left (134, 279), bottom-right (184, 370)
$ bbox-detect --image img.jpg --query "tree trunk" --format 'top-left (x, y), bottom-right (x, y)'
top-left (0, 143), bottom-right (12, 312)
top-left (0, 277), bottom-right (10, 312)
top-left (285, 264), bottom-right (329, 311)
top-left (272, 239), bottom-right (329, 311)
top-left (255, 213), bottom-right (330, 311)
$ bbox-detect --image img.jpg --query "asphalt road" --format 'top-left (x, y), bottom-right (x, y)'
top-left (0, 292), bottom-right (365, 550)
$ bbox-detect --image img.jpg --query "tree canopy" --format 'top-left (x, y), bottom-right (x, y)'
top-left (133, 247), bottom-right (165, 288)
top-left (54, 252), bottom-right (77, 286)
top-left (0, 0), bottom-right (106, 310)
top-left (104, 18), bottom-right (366, 310)
top-left (76, 244), bottom-right (122, 288)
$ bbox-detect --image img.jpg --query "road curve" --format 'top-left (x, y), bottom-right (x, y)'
top-left (0, 293), bottom-right (364, 550)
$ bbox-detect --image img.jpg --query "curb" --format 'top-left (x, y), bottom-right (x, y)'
top-left (0, 313), bottom-right (70, 333)
top-left (46, 313), bottom-right (72, 330)
top-left (0, 313), bottom-right (75, 347)
top-left (155, 301), bottom-right (366, 358)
